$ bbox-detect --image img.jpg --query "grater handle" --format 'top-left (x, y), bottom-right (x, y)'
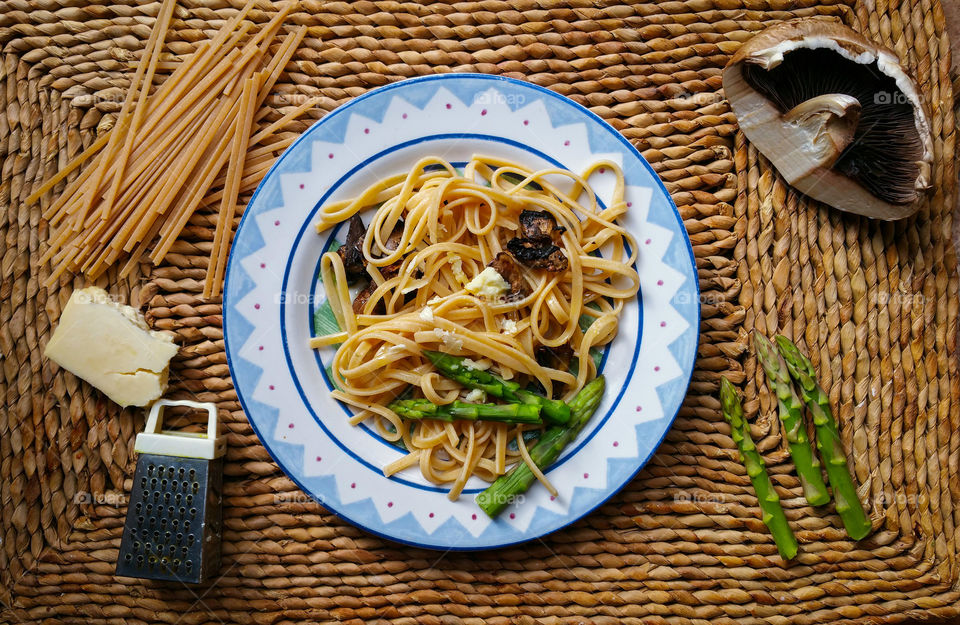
top-left (136, 399), bottom-right (225, 459)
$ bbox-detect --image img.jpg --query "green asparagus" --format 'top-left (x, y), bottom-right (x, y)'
top-left (754, 333), bottom-right (830, 506)
top-left (423, 350), bottom-right (571, 425)
top-left (774, 336), bottom-right (872, 540)
top-left (720, 377), bottom-right (798, 560)
top-left (388, 399), bottom-right (543, 425)
top-left (476, 376), bottom-right (605, 517)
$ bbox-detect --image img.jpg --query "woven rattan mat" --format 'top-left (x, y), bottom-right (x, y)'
top-left (1, 0), bottom-right (958, 623)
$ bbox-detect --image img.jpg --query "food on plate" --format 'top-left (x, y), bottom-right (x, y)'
top-left (30, 0), bottom-right (315, 298)
top-left (44, 287), bottom-right (178, 407)
top-left (775, 336), bottom-right (872, 540)
top-left (388, 398), bottom-right (544, 424)
top-left (310, 155), bottom-right (640, 500)
top-left (477, 376), bottom-right (605, 517)
top-left (719, 377), bottom-right (798, 561)
top-left (723, 18), bottom-right (932, 220)
top-left (424, 351), bottom-right (570, 426)
top-left (754, 333), bottom-right (829, 506)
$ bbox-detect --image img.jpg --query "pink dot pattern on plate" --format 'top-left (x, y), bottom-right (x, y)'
top-left (446, 103), bottom-right (452, 109)
top-left (645, 238), bottom-right (652, 245)
top-left (258, 345), bottom-right (264, 351)
top-left (351, 483), bottom-right (356, 489)
top-left (429, 512), bottom-right (434, 518)
top-left (636, 405), bottom-right (642, 412)
top-left (274, 220), bottom-right (280, 226)
top-left (657, 279), bottom-right (663, 286)
top-left (328, 153), bottom-right (334, 159)
top-left (364, 128), bottom-right (370, 134)
top-left (509, 513), bottom-right (515, 519)
top-left (316, 456), bottom-right (321, 462)
top-left (254, 303), bottom-right (260, 310)
top-left (654, 366), bottom-right (660, 372)
top-left (387, 502), bottom-right (393, 507)
top-left (288, 423), bottom-right (294, 429)
top-left (583, 473), bottom-right (589, 479)
top-left (269, 385), bottom-right (275, 390)
top-left (660, 321), bottom-right (666, 327)
top-left (481, 109), bottom-right (487, 116)
top-left (299, 183), bottom-right (304, 189)
top-left (613, 441), bottom-right (619, 447)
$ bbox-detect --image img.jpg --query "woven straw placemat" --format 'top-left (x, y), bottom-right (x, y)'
top-left (1, 0), bottom-right (957, 623)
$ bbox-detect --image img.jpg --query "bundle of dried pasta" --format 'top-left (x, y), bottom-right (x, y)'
top-left (30, 0), bottom-right (318, 298)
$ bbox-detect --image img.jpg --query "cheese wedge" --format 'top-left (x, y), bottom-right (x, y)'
top-left (44, 287), bottom-right (179, 407)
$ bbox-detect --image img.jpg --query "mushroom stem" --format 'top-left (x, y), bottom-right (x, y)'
top-left (782, 94), bottom-right (861, 171)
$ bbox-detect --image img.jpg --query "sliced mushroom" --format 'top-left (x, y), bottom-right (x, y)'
top-left (352, 281), bottom-right (381, 315)
top-left (507, 238), bottom-right (568, 272)
top-left (519, 209), bottom-right (565, 245)
top-left (507, 210), bottom-right (569, 272)
top-left (488, 251), bottom-right (529, 302)
top-left (384, 219), bottom-right (405, 252)
top-left (722, 18), bottom-right (933, 220)
top-left (337, 214), bottom-right (367, 284)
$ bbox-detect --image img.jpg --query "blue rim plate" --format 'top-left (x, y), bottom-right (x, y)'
top-left (223, 74), bottom-right (700, 550)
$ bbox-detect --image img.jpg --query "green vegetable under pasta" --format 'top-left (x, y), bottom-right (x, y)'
top-left (423, 350), bottom-right (571, 426)
top-left (387, 398), bottom-right (543, 425)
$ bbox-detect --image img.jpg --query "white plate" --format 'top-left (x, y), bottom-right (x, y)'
top-left (224, 74), bottom-right (700, 550)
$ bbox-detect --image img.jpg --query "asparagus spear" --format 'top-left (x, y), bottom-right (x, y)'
top-left (774, 336), bottom-right (872, 540)
top-left (388, 398), bottom-right (543, 425)
top-left (720, 377), bottom-right (798, 560)
top-left (423, 350), bottom-right (572, 425)
top-left (754, 333), bottom-right (830, 506)
top-left (476, 376), bottom-right (605, 517)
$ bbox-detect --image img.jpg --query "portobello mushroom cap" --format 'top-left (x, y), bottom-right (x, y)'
top-left (722, 19), bottom-right (933, 220)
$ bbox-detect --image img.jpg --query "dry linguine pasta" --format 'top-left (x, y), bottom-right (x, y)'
top-left (311, 155), bottom-right (640, 500)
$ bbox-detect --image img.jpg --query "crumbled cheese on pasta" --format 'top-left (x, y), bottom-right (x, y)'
top-left (465, 267), bottom-right (509, 300)
top-left (419, 306), bottom-right (435, 323)
top-left (464, 389), bottom-right (486, 403)
top-left (461, 357), bottom-right (490, 371)
top-left (427, 296), bottom-right (443, 305)
top-left (499, 319), bottom-right (518, 335)
top-left (449, 255), bottom-right (467, 285)
top-left (375, 344), bottom-right (406, 359)
top-left (433, 328), bottom-right (464, 351)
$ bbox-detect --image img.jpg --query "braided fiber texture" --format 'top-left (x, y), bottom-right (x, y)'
top-left (1, 0), bottom-right (958, 622)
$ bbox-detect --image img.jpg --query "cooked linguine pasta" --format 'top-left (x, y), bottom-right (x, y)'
top-left (311, 155), bottom-right (640, 500)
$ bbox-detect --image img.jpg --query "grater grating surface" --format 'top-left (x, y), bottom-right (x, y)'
top-left (117, 455), bottom-right (223, 583)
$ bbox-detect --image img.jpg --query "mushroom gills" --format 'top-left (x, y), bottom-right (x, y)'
top-left (742, 48), bottom-right (924, 205)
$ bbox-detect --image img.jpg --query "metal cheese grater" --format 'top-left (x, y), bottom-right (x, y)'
top-left (116, 399), bottom-right (226, 583)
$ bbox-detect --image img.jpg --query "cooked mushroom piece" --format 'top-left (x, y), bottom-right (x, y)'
top-left (488, 251), bottom-right (529, 302)
top-left (337, 214), bottom-right (368, 284)
top-left (506, 238), bottom-right (568, 272)
top-left (352, 281), bottom-right (385, 315)
top-left (722, 19), bottom-right (933, 220)
top-left (507, 210), bottom-right (569, 272)
top-left (384, 219), bottom-right (405, 252)
top-left (519, 209), bottom-right (565, 245)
